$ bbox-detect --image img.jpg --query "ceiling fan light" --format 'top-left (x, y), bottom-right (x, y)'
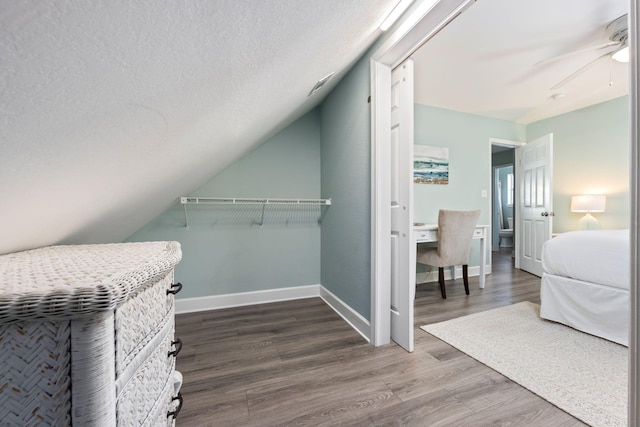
top-left (612, 46), bottom-right (629, 62)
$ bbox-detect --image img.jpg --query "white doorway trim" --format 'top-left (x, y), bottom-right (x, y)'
top-left (628, 0), bottom-right (639, 422)
top-left (490, 138), bottom-right (526, 149)
top-left (369, 0), bottom-right (475, 346)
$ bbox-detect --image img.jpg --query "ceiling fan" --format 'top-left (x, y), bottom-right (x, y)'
top-left (535, 14), bottom-right (629, 90)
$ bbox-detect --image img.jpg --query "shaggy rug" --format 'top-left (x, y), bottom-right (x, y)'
top-left (421, 302), bottom-right (628, 427)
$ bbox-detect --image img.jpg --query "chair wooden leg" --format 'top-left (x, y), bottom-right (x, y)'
top-left (462, 264), bottom-right (470, 295)
top-left (438, 267), bottom-right (446, 299)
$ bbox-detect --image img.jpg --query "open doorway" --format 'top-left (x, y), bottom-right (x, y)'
top-left (493, 162), bottom-right (514, 251)
top-left (490, 139), bottom-right (523, 258)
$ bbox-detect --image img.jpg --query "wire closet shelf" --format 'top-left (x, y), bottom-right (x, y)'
top-left (179, 197), bottom-right (331, 229)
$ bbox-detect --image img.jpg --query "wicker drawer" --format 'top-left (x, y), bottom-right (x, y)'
top-left (144, 371), bottom-right (183, 427)
top-left (115, 272), bottom-right (175, 374)
top-left (116, 313), bottom-right (176, 426)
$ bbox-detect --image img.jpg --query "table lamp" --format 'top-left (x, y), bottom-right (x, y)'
top-left (570, 195), bottom-right (606, 230)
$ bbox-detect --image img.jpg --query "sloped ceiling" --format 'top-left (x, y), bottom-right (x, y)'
top-left (0, 0), bottom-right (399, 255)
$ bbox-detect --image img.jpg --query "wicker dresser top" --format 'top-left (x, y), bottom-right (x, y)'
top-left (0, 241), bottom-right (182, 322)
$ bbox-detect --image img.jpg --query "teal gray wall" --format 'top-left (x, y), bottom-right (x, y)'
top-left (319, 56), bottom-right (372, 319)
top-left (127, 108), bottom-right (322, 299)
top-left (413, 104), bottom-right (525, 269)
top-left (527, 96), bottom-right (629, 232)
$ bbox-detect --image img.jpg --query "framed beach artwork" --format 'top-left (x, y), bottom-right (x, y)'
top-left (414, 145), bottom-right (449, 184)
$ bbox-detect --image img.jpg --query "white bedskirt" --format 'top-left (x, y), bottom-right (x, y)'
top-left (541, 273), bottom-right (629, 346)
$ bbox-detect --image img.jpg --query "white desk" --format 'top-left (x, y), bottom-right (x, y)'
top-left (413, 224), bottom-right (490, 288)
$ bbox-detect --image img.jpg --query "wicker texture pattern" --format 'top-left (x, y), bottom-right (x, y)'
top-left (0, 241), bottom-right (182, 323)
top-left (145, 370), bottom-right (177, 427)
top-left (1, 320), bottom-right (72, 426)
top-left (115, 303), bottom-right (175, 396)
top-left (70, 311), bottom-right (117, 426)
top-left (115, 272), bottom-right (173, 375)
top-left (117, 315), bottom-right (175, 426)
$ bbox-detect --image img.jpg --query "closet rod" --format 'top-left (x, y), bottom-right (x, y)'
top-left (180, 197), bottom-right (331, 229)
top-left (180, 197), bottom-right (331, 205)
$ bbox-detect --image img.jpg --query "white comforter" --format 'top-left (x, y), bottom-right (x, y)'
top-left (541, 230), bottom-right (629, 289)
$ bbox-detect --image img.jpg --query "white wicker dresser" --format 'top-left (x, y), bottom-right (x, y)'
top-left (0, 241), bottom-right (184, 426)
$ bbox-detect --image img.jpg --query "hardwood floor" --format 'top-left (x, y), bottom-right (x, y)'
top-left (174, 249), bottom-right (587, 426)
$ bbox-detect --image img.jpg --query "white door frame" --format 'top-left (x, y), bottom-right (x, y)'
top-left (371, 2), bottom-right (639, 425)
top-left (629, 0), bottom-right (639, 422)
top-left (369, 0), bottom-right (474, 347)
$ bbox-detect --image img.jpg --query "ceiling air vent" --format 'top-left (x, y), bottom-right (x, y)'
top-left (308, 72), bottom-right (335, 97)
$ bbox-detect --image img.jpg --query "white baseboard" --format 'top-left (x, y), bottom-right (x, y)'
top-left (174, 283), bottom-right (371, 343)
top-left (319, 287), bottom-right (371, 343)
top-left (175, 284), bottom-right (321, 314)
top-left (416, 264), bottom-right (491, 285)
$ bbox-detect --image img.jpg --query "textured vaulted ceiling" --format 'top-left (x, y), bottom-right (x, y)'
top-left (0, 0), bottom-right (399, 255)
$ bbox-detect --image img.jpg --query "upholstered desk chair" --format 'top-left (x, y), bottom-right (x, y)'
top-left (417, 209), bottom-right (481, 299)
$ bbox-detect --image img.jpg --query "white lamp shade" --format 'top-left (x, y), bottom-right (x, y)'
top-left (612, 46), bottom-right (629, 63)
top-left (570, 195), bottom-right (606, 212)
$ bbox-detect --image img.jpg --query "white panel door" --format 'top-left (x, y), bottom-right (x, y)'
top-left (517, 134), bottom-right (553, 277)
top-left (389, 59), bottom-right (415, 352)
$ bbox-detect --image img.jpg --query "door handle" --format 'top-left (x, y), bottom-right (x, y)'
top-left (540, 211), bottom-right (555, 217)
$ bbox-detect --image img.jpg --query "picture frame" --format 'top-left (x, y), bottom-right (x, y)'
top-left (413, 145), bottom-right (449, 184)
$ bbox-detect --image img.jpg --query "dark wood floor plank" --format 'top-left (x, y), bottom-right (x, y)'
top-left (175, 249), bottom-right (588, 426)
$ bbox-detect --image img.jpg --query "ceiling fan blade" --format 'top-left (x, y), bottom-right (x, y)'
top-left (534, 41), bottom-right (620, 67)
top-left (549, 50), bottom-right (614, 90)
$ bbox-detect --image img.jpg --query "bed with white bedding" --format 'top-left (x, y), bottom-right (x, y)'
top-left (540, 229), bottom-right (630, 345)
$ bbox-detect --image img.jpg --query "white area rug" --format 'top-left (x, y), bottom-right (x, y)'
top-left (421, 302), bottom-right (628, 427)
